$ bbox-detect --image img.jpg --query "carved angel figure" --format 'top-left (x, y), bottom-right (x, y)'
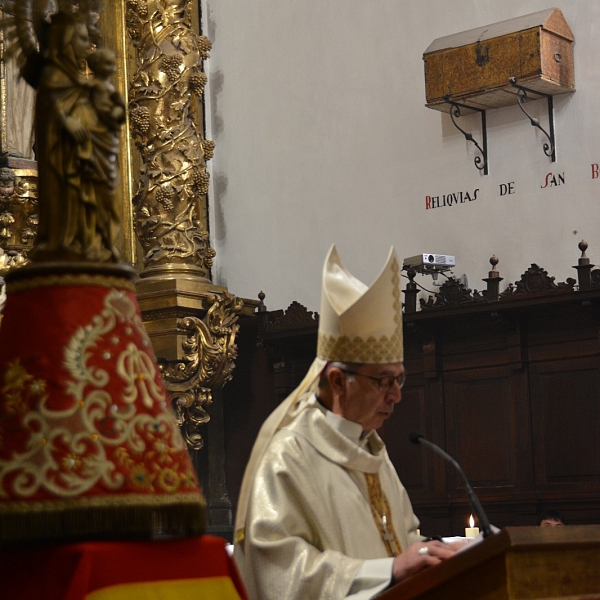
top-left (3, 0), bottom-right (123, 262)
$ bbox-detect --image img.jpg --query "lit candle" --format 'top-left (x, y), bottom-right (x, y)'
top-left (465, 514), bottom-right (479, 538)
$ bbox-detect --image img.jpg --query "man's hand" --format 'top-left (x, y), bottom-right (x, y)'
top-left (392, 540), bottom-right (461, 583)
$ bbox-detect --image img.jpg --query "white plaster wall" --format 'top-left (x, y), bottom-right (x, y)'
top-left (202, 0), bottom-right (600, 312)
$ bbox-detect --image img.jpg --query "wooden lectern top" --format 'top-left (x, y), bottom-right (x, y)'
top-left (378, 525), bottom-right (600, 600)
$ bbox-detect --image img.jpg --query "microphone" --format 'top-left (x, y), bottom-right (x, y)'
top-left (409, 431), bottom-right (493, 538)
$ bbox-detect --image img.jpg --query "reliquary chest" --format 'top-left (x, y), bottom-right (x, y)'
top-left (423, 8), bottom-right (575, 113)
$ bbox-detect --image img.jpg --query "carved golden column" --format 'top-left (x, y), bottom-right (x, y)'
top-left (109, 0), bottom-right (258, 538)
top-left (125, 0), bottom-right (214, 280)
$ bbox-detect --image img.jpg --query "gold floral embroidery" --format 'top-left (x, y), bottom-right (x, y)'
top-left (1, 360), bottom-right (47, 417)
top-left (130, 464), bottom-right (154, 490)
top-left (158, 468), bottom-right (180, 493)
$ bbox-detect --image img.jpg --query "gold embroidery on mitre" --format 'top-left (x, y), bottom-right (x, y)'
top-left (317, 331), bottom-right (403, 363)
top-left (391, 257), bottom-right (402, 330)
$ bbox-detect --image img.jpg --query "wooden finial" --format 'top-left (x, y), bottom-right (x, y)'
top-left (578, 240), bottom-right (589, 265)
top-left (488, 255), bottom-right (500, 278)
top-left (257, 291), bottom-right (267, 312)
top-left (483, 255), bottom-right (502, 301)
top-left (574, 240), bottom-right (594, 290)
top-left (402, 271), bottom-right (418, 314)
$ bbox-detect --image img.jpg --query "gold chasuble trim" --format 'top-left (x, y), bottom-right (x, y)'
top-left (365, 472), bottom-right (402, 557)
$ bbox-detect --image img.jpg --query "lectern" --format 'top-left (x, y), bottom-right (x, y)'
top-left (378, 526), bottom-right (600, 600)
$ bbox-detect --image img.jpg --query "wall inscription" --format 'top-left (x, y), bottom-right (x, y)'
top-left (425, 189), bottom-right (479, 210)
top-left (499, 182), bottom-right (515, 196)
top-left (421, 165), bottom-right (600, 210)
top-left (540, 172), bottom-right (565, 188)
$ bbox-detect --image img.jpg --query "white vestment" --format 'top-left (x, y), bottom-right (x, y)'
top-left (235, 393), bottom-right (422, 600)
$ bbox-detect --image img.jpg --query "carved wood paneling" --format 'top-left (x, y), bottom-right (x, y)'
top-left (444, 367), bottom-right (533, 498)
top-left (530, 358), bottom-right (600, 492)
top-left (439, 313), bottom-right (516, 371)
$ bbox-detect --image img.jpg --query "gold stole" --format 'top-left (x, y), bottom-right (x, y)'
top-left (365, 472), bottom-right (402, 557)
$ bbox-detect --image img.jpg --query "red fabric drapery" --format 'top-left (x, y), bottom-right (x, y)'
top-left (0, 535), bottom-right (248, 600)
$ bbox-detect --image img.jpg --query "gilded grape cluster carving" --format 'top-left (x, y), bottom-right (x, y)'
top-left (126, 0), bottom-right (216, 276)
top-left (0, 167), bottom-right (38, 272)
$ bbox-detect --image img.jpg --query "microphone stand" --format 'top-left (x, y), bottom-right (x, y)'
top-left (410, 432), bottom-right (494, 538)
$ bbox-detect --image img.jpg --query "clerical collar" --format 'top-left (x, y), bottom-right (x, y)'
top-left (315, 395), bottom-right (372, 447)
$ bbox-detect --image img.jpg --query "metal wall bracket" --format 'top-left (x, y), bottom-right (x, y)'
top-left (443, 95), bottom-right (488, 175)
top-left (509, 77), bottom-right (556, 162)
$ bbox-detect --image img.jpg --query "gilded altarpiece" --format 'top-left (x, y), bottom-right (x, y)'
top-left (0, 1), bottom-right (253, 539)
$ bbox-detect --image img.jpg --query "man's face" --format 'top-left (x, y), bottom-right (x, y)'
top-left (540, 518), bottom-right (564, 528)
top-left (337, 362), bottom-right (404, 432)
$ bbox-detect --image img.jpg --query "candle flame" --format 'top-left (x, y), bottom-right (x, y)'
top-left (469, 514), bottom-right (475, 528)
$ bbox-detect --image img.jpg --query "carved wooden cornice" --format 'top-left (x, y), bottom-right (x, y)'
top-left (256, 301), bottom-right (319, 398)
top-left (419, 277), bottom-right (485, 310)
top-left (136, 277), bottom-right (256, 450)
top-left (262, 301), bottom-right (319, 336)
top-left (501, 264), bottom-right (575, 297)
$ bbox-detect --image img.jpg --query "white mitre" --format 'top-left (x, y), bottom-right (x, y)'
top-left (234, 244), bottom-right (404, 542)
top-left (317, 245), bottom-right (403, 364)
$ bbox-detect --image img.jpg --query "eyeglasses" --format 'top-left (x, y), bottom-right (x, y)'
top-left (339, 368), bottom-right (406, 392)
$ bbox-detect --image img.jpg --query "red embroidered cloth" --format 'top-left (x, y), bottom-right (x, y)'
top-left (0, 272), bottom-right (204, 542)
